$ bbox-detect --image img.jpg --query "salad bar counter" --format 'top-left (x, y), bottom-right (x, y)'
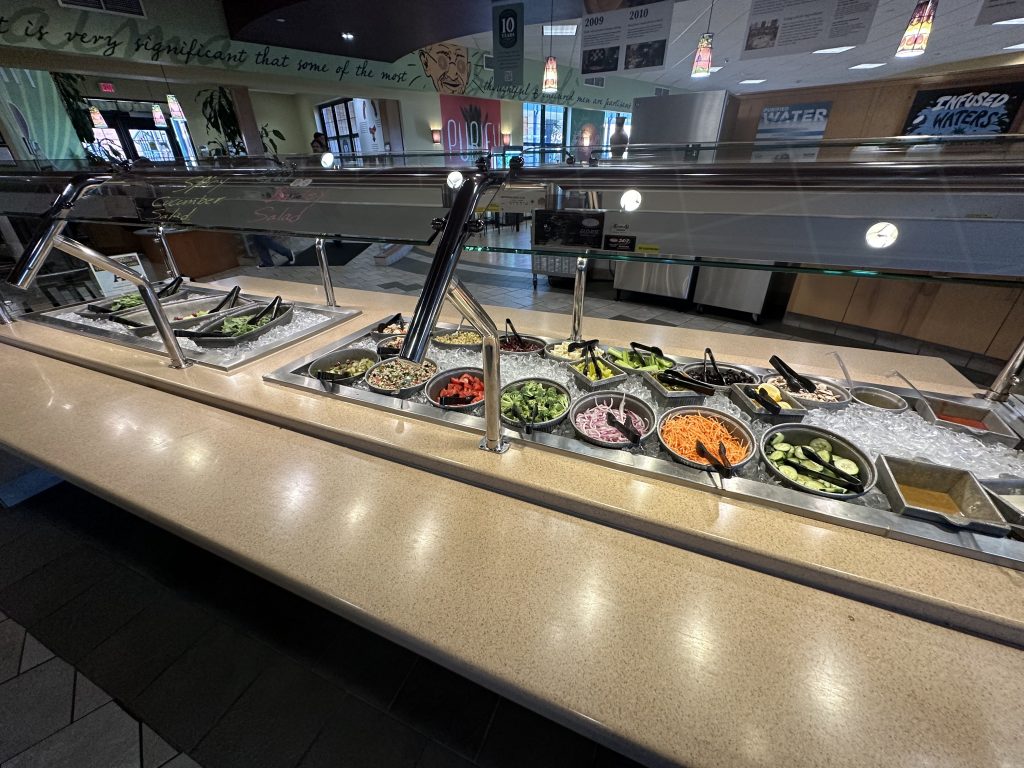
top-left (266, 315), bottom-right (1024, 569)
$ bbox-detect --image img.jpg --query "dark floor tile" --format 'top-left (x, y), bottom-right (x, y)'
top-left (476, 701), bottom-right (596, 768)
top-left (0, 657), bottom-right (75, 762)
top-left (73, 671), bottom-right (112, 721)
top-left (80, 596), bottom-right (216, 702)
top-left (592, 745), bottom-right (648, 767)
top-left (19, 632), bottom-right (55, 672)
top-left (3, 700), bottom-right (139, 768)
top-left (298, 695), bottom-right (427, 768)
top-left (30, 565), bottom-right (163, 663)
top-left (193, 657), bottom-right (343, 768)
top-left (0, 508), bottom-right (36, 548)
top-left (390, 659), bottom-right (498, 759)
top-left (141, 723), bottom-right (178, 768)
top-left (132, 622), bottom-right (275, 751)
top-left (0, 619), bottom-right (26, 684)
top-left (0, 522), bottom-right (78, 592)
top-left (416, 741), bottom-right (476, 768)
top-left (0, 545), bottom-right (117, 626)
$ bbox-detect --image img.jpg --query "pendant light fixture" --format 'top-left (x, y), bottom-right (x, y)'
top-left (692, 0), bottom-right (716, 77)
top-left (895, 0), bottom-right (936, 57)
top-left (542, 0), bottom-right (558, 94)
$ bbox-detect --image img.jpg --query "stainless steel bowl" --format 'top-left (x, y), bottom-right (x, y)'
top-left (498, 334), bottom-right (546, 356)
top-left (431, 329), bottom-right (483, 350)
top-left (657, 406), bottom-right (756, 471)
top-left (680, 362), bottom-right (759, 393)
top-left (376, 334), bottom-right (405, 359)
top-left (424, 367), bottom-right (486, 412)
top-left (566, 358), bottom-right (628, 392)
top-left (851, 385), bottom-right (908, 413)
top-left (498, 377), bottom-right (571, 432)
top-left (761, 374), bottom-right (852, 410)
top-left (364, 357), bottom-right (439, 398)
top-left (759, 424), bottom-right (876, 499)
top-left (307, 347), bottom-right (380, 387)
top-left (569, 391), bottom-right (657, 449)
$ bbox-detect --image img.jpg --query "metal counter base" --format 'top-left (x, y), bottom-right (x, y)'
top-left (265, 317), bottom-right (1024, 571)
top-left (21, 285), bottom-right (360, 371)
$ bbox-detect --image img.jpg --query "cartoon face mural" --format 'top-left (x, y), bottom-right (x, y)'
top-left (418, 43), bottom-right (470, 95)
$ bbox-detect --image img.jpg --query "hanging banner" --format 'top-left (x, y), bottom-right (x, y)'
top-left (439, 94), bottom-right (502, 157)
top-left (740, 0), bottom-right (880, 59)
top-left (752, 102), bottom-right (831, 162)
top-left (492, 2), bottom-right (524, 87)
top-left (353, 98), bottom-right (385, 155)
top-left (581, 0), bottom-right (674, 75)
top-left (901, 84), bottom-right (1024, 135)
top-left (976, 0), bottom-right (1024, 24)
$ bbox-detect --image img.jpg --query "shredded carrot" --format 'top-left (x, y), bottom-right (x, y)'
top-left (660, 413), bottom-right (749, 465)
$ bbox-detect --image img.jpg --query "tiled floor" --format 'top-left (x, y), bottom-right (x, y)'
top-left (0, 479), bottom-right (644, 768)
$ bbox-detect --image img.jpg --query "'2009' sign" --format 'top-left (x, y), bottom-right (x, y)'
top-left (440, 95), bottom-right (502, 158)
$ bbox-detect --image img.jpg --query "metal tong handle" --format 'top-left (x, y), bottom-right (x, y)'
top-left (606, 410), bottom-right (640, 445)
top-left (631, 341), bottom-right (663, 366)
top-left (704, 347), bottom-right (723, 382)
top-left (744, 384), bottom-right (781, 415)
top-left (212, 285), bottom-right (242, 313)
top-left (505, 318), bottom-right (524, 344)
top-left (808, 448), bottom-right (864, 489)
top-left (890, 370), bottom-right (928, 403)
top-left (156, 276), bottom-right (184, 298)
top-left (658, 369), bottom-right (716, 396)
top-left (376, 312), bottom-right (404, 333)
top-left (696, 440), bottom-right (732, 478)
top-left (769, 355), bottom-right (816, 394)
top-left (247, 296), bottom-right (282, 328)
top-left (828, 351), bottom-right (854, 388)
top-left (568, 339), bottom-right (599, 353)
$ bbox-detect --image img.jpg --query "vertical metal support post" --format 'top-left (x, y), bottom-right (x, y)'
top-left (52, 235), bottom-right (192, 369)
top-left (984, 334), bottom-right (1024, 402)
top-left (446, 278), bottom-right (508, 454)
top-left (0, 297), bottom-right (13, 325)
top-left (314, 237), bottom-right (337, 307)
top-left (570, 256), bottom-right (588, 342)
top-left (156, 224), bottom-right (181, 279)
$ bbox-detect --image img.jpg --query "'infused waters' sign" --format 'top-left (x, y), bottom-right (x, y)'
top-left (902, 84), bottom-right (1024, 136)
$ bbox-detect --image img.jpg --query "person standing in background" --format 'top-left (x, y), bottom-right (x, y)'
top-left (310, 132), bottom-right (328, 153)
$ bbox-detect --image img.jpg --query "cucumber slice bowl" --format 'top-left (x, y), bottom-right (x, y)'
top-left (759, 425), bottom-right (876, 499)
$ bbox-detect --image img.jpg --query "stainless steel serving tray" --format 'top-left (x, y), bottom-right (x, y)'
top-left (22, 284), bottom-right (360, 371)
top-left (263, 316), bottom-right (1024, 571)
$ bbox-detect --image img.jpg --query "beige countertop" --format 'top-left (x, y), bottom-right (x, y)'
top-left (1, 343), bottom-right (1023, 768)
top-left (2, 277), bottom-right (1022, 648)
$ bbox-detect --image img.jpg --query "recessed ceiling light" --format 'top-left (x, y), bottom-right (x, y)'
top-left (543, 24), bottom-right (577, 35)
top-left (709, 66), bottom-right (723, 72)
top-left (341, 32), bottom-right (355, 41)
top-left (849, 62), bottom-right (886, 69)
top-left (814, 45), bottom-right (856, 53)
top-left (739, 79), bottom-right (766, 84)
top-left (275, 18), bottom-right (286, 22)
top-left (994, 16), bottom-right (1024, 23)
top-left (1004, 42), bottom-right (1024, 49)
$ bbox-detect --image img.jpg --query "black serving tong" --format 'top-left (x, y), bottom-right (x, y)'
top-left (569, 339), bottom-right (601, 378)
top-left (516, 400), bottom-right (539, 435)
top-left (211, 285), bottom-right (242, 313)
top-left (657, 369), bottom-right (716, 396)
top-left (376, 313), bottom-right (405, 334)
top-left (696, 439), bottom-right (733, 479)
top-left (717, 440), bottom-right (734, 477)
top-left (505, 318), bottom-right (525, 345)
top-left (606, 410), bottom-right (641, 445)
top-left (744, 384), bottom-right (781, 415)
top-left (769, 355), bottom-right (815, 394)
top-left (174, 328), bottom-right (230, 338)
top-left (156, 276), bottom-right (184, 298)
top-left (246, 295), bottom-right (282, 328)
top-left (440, 394), bottom-right (476, 407)
top-left (806, 448), bottom-right (864, 490)
top-left (703, 347), bottom-right (724, 384)
top-left (315, 370), bottom-right (341, 390)
top-left (630, 341), bottom-right (663, 367)
top-left (782, 458), bottom-right (861, 492)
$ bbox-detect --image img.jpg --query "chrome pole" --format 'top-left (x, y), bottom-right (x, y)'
top-left (0, 297), bottom-right (12, 325)
top-left (984, 334), bottom-right (1024, 402)
top-left (570, 257), bottom-right (588, 342)
top-left (314, 237), bottom-right (337, 307)
top-left (446, 278), bottom-right (508, 454)
top-left (52, 235), bottom-right (192, 369)
top-left (156, 224), bottom-right (181, 279)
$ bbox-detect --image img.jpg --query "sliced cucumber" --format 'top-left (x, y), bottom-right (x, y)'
top-left (771, 433), bottom-right (785, 446)
top-left (768, 450), bottom-right (786, 462)
top-left (793, 446), bottom-right (806, 460)
top-left (808, 437), bottom-right (833, 454)
top-left (800, 459), bottom-right (824, 473)
top-left (774, 442), bottom-right (792, 453)
top-left (803, 478), bottom-right (825, 491)
top-left (778, 465), bottom-right (799, 480)
top-left (833, 457), bottom-right (860, 476)
top-left (817, 450), bottom-right (831, 464)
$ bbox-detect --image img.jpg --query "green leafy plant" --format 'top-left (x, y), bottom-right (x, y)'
top-left (196, 86), bottom-right (245, 155)
top-left (259, 123), bottom-right (286, 155)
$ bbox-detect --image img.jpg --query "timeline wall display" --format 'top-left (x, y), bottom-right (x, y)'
top-left (740, 0), bottom-right (880, 59)
top-left (901, 84), bottom-right (1024, 136)
top-left (976, 0), bottom-right (1024, 25)
top-left (581, 0), bottom-right (675, 75)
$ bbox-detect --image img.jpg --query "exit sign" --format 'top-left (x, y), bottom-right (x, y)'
top-left (98, 82), bottom-right (115, 94)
